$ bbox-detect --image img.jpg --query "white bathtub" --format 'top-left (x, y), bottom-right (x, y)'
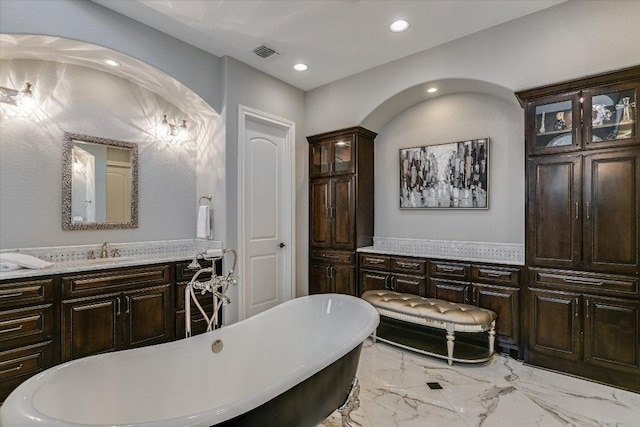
top-left (1, 294), bottom-right (379, 427)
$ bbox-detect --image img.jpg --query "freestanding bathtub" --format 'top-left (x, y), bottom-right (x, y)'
top-left (1, 294), bottom-right (379, 427)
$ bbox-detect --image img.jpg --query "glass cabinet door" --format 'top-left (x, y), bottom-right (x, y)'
top-left (310, 141), bottom-right (331, 176)
top-left (528, 93), bottom-right (581, 155)
top-left (332, 136), bottom-right (354, 174)
top-left (585, 82), bottom-right (638, 149)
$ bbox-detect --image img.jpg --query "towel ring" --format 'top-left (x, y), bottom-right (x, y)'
top-left (199, 194), bottom-right (212, 206)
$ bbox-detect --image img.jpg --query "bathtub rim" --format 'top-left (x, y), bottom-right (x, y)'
top-left (1, 293), bottom-right (380, 427)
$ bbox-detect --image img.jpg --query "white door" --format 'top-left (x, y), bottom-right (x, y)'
top-left (239, 107), bottom-right (295, 319)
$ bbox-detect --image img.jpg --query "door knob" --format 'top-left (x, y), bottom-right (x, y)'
top-left (278, 243), bottom-right (286, 248)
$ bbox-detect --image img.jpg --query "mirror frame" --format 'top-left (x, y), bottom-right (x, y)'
top-left (62, 132), bottom-right (139, 230)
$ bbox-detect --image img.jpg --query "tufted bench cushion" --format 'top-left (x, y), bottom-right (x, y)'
top-left (362, 290), bottom-right (497, 365)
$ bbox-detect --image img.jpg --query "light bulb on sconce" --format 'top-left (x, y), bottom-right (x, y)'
top-left (0, 81), bottom-right (38, 114)
top-left (157, 115), bottom-right (190, 145)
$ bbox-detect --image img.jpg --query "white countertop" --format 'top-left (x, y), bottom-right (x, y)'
top-left (0, 239), bottom-right (223, 281)
top-left (359, 237), bottom-right (525, 266)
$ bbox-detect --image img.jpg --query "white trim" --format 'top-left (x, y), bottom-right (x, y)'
top-left (237, 105), bottom-right (296, 321)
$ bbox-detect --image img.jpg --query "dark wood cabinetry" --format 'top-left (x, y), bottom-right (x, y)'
top-left (174, 259), bottom-right (220, 339)
top-left (359, 254), bottom-right (426, 296)
top-left (61, 265), bottom-right (172, 361)
top-left (517, 66), bottom-right (640, 392)
top-left (0, 278), bottom-right (55, 402)
top-left (308, 127), bottom-right (376, 295)
top-left (358, 253), bottom-right (522, 354)
top-left (0, 258), bottom-right (223, 402)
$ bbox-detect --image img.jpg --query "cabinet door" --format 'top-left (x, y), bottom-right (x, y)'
top-left (527, 93), bottom-right (582, 155)
top-left (332, 175), bottom-right (355, 249)
top-left (584, 82), bottom-right (639, 150)
top-left (332, 136), bottom-right (355, 175)
top-left (473, 283), bottom-right (520, 346)
top-left (583, 149), bottom-right (639, 275)
top-left (429, 278), bottom-right (468, 303)
top-left (62, 294), bottom-right (122, 361)
top-left (310, 140), bottom-right (332, 177)
top-left (584, 295), bottom-right (639, 373)
top-left (310, 178), bottom-right (331, 248)
top-left (527, 154), bottom-right (582, 268)
top-left (393, 274), bottom-right (426, 297)
top-left (359, 270), bottom-right (389, 295)
top-left (528, 288), bottom-right (581, 361)
top-left (333, 264), bottom-right (356, 296)
top-left (123, 284), bottom-right (172, 349)
top-left (310, 262), bottom-right (332, 295)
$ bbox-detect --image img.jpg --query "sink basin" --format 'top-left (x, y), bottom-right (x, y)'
top-left (84, 256), bottom-right (133, 265)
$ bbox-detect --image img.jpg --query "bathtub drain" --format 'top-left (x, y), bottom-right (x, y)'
top-left (211, 340), bottom-right (223, 353)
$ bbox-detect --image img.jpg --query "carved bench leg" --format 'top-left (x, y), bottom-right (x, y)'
top-left (488, 320), bottom-right (496, 355)
top-left (446, 323), bottom-right (455, 366)
top-left (338, 377), bottom-right (362, 427)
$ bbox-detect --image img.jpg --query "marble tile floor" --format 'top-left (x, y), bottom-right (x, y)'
top-left (321, 339), bottom-right (640, 427)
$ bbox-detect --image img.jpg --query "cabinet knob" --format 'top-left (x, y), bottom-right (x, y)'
top-left (278, 242), bottom-right (286, 248)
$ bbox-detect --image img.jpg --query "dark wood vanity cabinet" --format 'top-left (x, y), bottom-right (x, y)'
top-left (0, 278), bottom-right (55, 402)
top-left (61, 265), bottom-right (173, 361)
top-left (0, 258), bottom-right (225, 402)
top-left (428, 260), bottom-right (522, 353)
top-left (359, 254), bottom-right (426, 297)
top-left (174, 259), bottom-right (220, 339)
top-left (359, 253), bottom-right (522, 354)
top-left (308, 127), bottom-right (376, 295)
top-left (517, 66), bottom-right (640, 392)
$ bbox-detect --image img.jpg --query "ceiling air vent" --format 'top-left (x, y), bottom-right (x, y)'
top-left (251, 44), bottom-right (280, 61)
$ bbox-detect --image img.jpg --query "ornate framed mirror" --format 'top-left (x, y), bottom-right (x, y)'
top-left (62, 132), bottom-right (138, 230)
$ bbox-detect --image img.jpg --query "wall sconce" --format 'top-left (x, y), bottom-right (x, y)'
top-left (0, 82), bottom-right (37, 112)
top-left (157, 115), bottom-right (190, 144)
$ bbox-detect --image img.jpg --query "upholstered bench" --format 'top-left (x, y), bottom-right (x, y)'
top-left (362, 290), bottom-right (497, 365)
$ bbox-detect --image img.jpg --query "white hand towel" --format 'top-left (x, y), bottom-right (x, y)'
top-left (197, 205), bottom-right (210, 239)
top-left (205, 249), bottom-right (223, 258)
top-left (0, 253), bottom-right (54, 269)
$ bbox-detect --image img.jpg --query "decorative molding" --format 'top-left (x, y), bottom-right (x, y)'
top-left (362, 237), bottom-right (524, 265)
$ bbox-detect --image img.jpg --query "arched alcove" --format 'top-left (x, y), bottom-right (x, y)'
top-left (0, 35), bottom-right (224, 248)
top-left (361, 78), bottom-right (520, 133)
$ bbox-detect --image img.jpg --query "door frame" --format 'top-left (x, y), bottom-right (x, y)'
top-left (237, 105), bottom-right (296, 321)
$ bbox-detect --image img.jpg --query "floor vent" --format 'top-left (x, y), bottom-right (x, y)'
top-left (427, 382), bottom-right (443, 390)
top-left (251, 44), bottom-right (280, 60)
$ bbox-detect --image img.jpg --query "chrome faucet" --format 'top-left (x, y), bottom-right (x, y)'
top-left (100, 242), bottom-right (110, 259)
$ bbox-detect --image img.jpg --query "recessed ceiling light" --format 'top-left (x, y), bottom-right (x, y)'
top-left (103, 59), bottom-right (120, 67)
top-left (389, 20), bottom-right (410, 33)
top-left (427, 87), bottom-right (438, 93)
top-left (293, 63), bottom-right (308, 71)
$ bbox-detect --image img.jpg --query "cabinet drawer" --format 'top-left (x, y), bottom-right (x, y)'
top-left (0, 341), bottom-right (53, 402)
top-left (428, 260), bottom-right (470, 279)
top-left (359, 254), bottom-right (390, 270)
top-left (391, 257), bottom-right (426, 275)
top-left (63, 264), bottom-right (171, 297)
top-left (0, 305), bottom-right (53, 349)
top-left (313, 250), bottom-right (354, 264)
top-left (472, 265), bottom-right (520, 286)
top-left (532, 268), bottom-right (638, 296)
top-left (175, 260), bottom-right (215, 282)
top-left (0, 278), bottom-right (53, 309)
top-left (393, 274), bottom-right (426, 296)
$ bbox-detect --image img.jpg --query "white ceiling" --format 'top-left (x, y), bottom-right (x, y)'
top-left (93, 0), bottom-right (563, 91)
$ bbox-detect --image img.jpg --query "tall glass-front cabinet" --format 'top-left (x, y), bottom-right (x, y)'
top-left (517, 66), bottom-right (640, 392)
top-left (308, 127), bottom-right (376, 296)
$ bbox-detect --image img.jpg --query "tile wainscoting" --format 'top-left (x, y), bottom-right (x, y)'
top-left (360, 237), bottom-right (525, 266)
